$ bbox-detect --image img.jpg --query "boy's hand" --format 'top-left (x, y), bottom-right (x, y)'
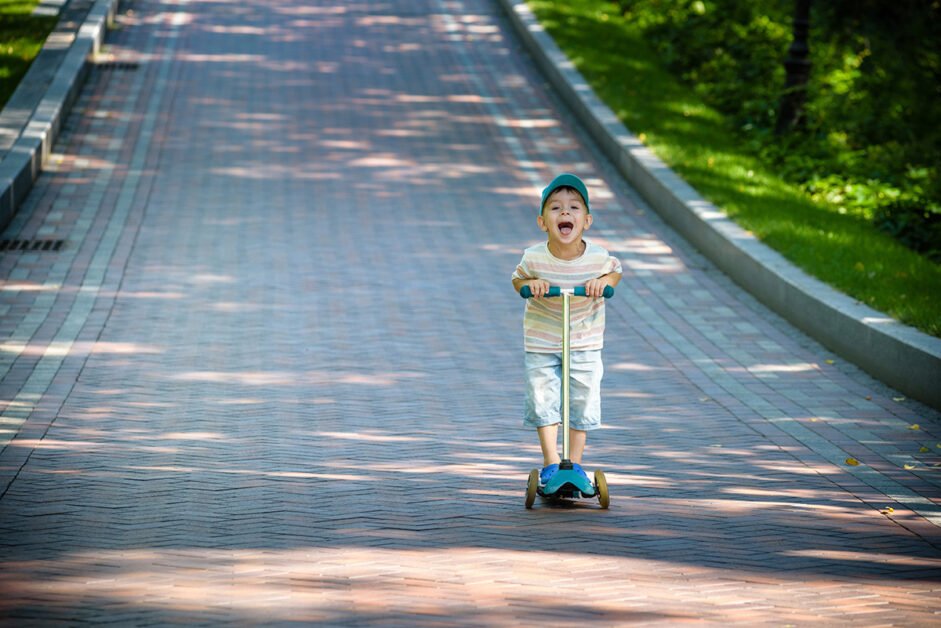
top-left (523, 279), bottom-right (551, 299)
top-left (584, 274), bottom-right (619, 298)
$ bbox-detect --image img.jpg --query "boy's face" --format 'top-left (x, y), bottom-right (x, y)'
top-left (538, 187), bottom-right (592, 246)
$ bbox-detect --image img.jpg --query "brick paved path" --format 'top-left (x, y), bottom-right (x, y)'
top-left (1, 0), bottom-right (939, 624)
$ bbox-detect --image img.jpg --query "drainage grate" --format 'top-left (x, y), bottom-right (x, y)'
top-left (0, 239), bottom-right (65, 252)
top-left (94, 61), bottom-right (140, 71)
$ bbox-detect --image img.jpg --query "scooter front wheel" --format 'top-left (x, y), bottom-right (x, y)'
top-left (595, 469), bottom-right (610, 509)
top-left (525, 469), bottom-right (539, 509)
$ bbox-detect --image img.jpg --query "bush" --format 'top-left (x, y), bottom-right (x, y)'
top-left (610, 0), bottom-right (941, 259)
top-left (874, 200), bottom-right (941, 262)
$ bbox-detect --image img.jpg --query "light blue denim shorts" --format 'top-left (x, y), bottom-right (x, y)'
top-left (524, 350), bottom-right (603, 431)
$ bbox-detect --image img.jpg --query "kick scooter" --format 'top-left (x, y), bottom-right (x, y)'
top-left (519, 285), bottom-right (613, 509)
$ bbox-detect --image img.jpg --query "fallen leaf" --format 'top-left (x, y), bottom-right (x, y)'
top-left (865, 395), bottom-right (872, 401)
top-left (825, 359), bottom-right (835, 365)
top-left (904, 464), bottom-right (916, 470)
top-left (919, 446), bottom-right (930, 453)
top-left (894, 396), bottom-right (907, 402)
top-left (880, 506), bottom-right (895, 515)
top-left (845, 457), bottom-right (860, 466)
top-left (810, 418), bottom-right (820, 422)
top-left (909, 423), bottom-right (920, 430)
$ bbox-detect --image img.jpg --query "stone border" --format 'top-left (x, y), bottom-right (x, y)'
top-left (0, 0), bottom-right (120, 230)
top-left (498, 0), bottom-right (941, 409)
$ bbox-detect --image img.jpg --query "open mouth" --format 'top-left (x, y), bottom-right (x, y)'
top-left (559, 221), bottom-right (574, 236)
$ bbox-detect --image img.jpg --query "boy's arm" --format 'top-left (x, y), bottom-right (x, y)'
top-left (584, 271), bottom-right (621, 298)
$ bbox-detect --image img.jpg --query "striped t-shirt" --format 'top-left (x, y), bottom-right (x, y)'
top-left (512, 241), bottom-right (622, 353)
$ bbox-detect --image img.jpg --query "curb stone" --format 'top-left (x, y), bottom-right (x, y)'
top-left (497, 0), bottom-right (941, 410)
top-left (0, 0), bottom-right (120, 230)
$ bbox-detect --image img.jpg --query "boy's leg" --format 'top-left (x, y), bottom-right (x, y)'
top-left (569, 350), bottom-right (602, 468)
top-left (526, 352), bottom-right (563, 469)
top-left (569, 428), bottom-right (587, 464)
top-left (539, 425), bottom-right (586, 464)
top-left (537, 423), bottom-right (560, 466)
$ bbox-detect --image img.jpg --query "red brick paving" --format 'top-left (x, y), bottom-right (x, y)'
top-left (1, 0), bottom-right (939, 624)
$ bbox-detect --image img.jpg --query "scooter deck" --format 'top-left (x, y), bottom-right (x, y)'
top-left (539, 468), bottom-right (597, 499)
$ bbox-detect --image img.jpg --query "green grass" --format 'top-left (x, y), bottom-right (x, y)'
top-left (528, 0), bottom-right (941, 337)
top-left (0, 0), bottom-right (57, 110)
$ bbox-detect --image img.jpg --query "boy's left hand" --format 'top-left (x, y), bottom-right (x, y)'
top-left (584, 277), bottom-right (612, 298)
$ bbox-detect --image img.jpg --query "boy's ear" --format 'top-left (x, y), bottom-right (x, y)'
top-left (537, 214), bottom-right (548, 232)
top-left (585, 213), bottom-right (593, 230)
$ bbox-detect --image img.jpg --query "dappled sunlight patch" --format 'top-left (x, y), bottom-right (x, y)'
top-left (169, 371), bottom-right (297, 386)
top-left (610, 361), bottom-right (669, 372)
top-left (645, 494), bottom-right (854, 517)
top-left (609, 390), bottom-right (656, 399)
top-left (722, 486), bottom-right (857, 502)
top-left (115, 290), bottom-right (186, 299)
top-left (158, 432), bottom-right (226, 442)
top-left (612, 473), bottom-right (674, 488)
top-left (7, 543), bottom-right (927, 623)
top-left (176, 52), bottom-right (264, 64)
top-left (752, 461), bottom-right (836, 476)
top-left (188, 273), bottom-right (236, 285)
top-left (320, 139), bottom-right (371, 150)
top-left (622, 257), bottom-right (686, 274)
top-left (122, 464), bottom-right (373, 482)
top-left (739, 362), bottom-right (819, 374)
top-left (459, 487), bottom-right (521, 499)
top-left (211, 301), bottom-right (265, 312)
top-left (348, 153), bottom-right (416, 168)
top-left (597, 235), bottom-right (674, 257)
top-left (782, 549), bottom-right (941, 568)
top-left (167, 369), bottom-right (424, 387)
top-left (314, 431), bottom-right (430, 444)
top-left (355, 15), bottom-right (426, 27)
top-left (0, 341), bottom-right (163, 357)
top-left (1, 281), bottom-right (61, 292)
top-left (8, 438), bottom-right (178, 455)
top-left (201, 24), bottom-right (272, 36)
top-left (479, 242), bottom-right (523, 255)
top-left (496, 117), bottom-right (557, 129)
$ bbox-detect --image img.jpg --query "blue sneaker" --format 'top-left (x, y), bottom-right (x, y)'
top-left (539, 464), bottom-right (559, 484)
top-left (571, 463), bottom-right (590, 481)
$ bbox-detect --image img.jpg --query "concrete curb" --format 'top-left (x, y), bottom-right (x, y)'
top-left (498, 0), bottom-right (941, 409)
top-left (0, 0), bottom-right (119, 231)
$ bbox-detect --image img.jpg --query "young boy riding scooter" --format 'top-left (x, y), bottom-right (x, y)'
top-left (511, 173), bottom-right (622, 486)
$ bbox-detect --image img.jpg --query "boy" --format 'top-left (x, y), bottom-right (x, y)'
top-left (511, 173), bottom-right (622, 485)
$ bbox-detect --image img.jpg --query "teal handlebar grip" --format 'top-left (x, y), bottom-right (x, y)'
top-left (519, 285), bottom-right (614, 299)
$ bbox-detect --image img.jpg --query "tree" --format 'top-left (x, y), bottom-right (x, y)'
top-left (775, 0), bottom-right (812, 134)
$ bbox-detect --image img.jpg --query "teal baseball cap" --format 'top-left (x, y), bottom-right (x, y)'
top-left (540, 173), bottom-right (590, 214)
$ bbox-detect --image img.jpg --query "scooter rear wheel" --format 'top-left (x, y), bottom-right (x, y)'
top-left (525, 469), bottom-right (539, 509)
top-left (594, 469), bottom-right (610, 509)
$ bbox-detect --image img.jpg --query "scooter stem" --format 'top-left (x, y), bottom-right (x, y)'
top-left (561, 291), bottom-right (571, 461)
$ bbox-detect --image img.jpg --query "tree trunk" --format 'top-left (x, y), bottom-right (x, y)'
top-left (775, 0), bottom-right (812, 134)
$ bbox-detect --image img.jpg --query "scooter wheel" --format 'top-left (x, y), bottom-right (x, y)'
top-left (525, 469), bottom-right (539, 509)
top-left (594, 469), bottom-right (610, 509)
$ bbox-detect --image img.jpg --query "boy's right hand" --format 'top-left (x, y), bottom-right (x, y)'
top-left (523, 279), bottom-right (551, 299)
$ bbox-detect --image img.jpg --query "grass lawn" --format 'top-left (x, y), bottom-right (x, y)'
top-left (527, 0), bottom-right (941, 338)
top-left (0, 0), bottom-right (56, 110)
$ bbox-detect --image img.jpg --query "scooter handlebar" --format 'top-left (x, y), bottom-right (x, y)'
top-left (519, 285), bottom-right (614, 299)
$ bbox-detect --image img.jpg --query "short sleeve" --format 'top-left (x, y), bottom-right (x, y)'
top-left (605, 254), bottom-right (622, 276)
top-left (512, 253), bottom-right (534, 281)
